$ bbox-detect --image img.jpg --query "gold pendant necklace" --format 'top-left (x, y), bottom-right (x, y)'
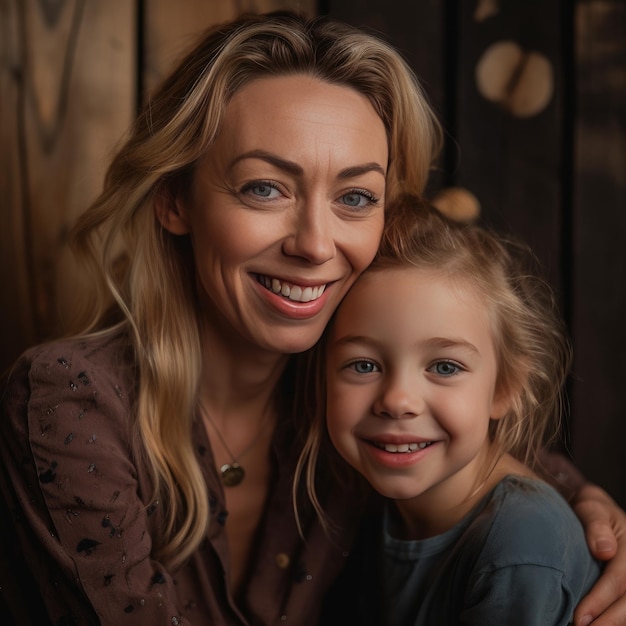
top-left (199, 401), bottom-right (270, 487)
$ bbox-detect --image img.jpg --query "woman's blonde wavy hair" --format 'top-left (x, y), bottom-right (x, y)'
top-left (298, 195), bottom-right (572, 528)
top-left (68, 12), bottom-right (441, 569)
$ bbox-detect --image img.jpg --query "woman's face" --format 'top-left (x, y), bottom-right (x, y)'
top-left (169, 75), bottom-right (388, 355)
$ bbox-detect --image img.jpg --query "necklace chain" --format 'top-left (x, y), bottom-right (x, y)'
top-left (199, 400), bottom-right (271, 487)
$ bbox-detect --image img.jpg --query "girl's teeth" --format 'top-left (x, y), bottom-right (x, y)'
top-left (376, 441), bottom-right (432, 453)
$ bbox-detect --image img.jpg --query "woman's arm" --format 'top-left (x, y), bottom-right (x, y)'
top-left (0, 342), bottom-right (191, 625)
top-left (572, 484), bottom-right (626, 626)
top-left (541, 450), bottom-right (626, 625)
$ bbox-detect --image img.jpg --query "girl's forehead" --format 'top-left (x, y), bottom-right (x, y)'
top-left (336, 265), bottom-right (495, 336)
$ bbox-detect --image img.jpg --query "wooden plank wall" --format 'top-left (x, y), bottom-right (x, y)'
top-left (570, 1), bottom-right (626, 505)
top-left (1, 0), bottom-right (625, 505)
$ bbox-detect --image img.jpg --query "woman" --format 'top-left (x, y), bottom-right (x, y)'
top-left (0, 11), bottom-right (624, 626)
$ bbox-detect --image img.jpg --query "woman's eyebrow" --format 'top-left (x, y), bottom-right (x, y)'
top-left (230, 150), bottom-right (386, 179)
top-left (338, 163), bottom-right (386, 179)
top-left (231, 150), bottom-right (303, 176)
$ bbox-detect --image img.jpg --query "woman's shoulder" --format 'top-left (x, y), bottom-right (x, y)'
top-left (6, 331), bottom-right (135, 395)
top-left (17, 330), bottom-right (132, 371)
top-left (1, 331), bottom-right (137, 441)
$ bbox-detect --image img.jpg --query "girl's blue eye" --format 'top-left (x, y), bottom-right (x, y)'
top-left (431, 361), bottom-right (461, 377)
top-left (350, 360), bottom-right (378, 374)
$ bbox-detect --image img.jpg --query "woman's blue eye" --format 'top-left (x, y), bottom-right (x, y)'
top-left (254, 185), bottom-right (272, 196)
top-left (431, 361), bottom-right (460, 377)
top-left (251, 184), bottom-right (277, 197)
top-left (241, 181), bottom-right (280, 199)
top-left (340, 190), bottom-right (377, 208)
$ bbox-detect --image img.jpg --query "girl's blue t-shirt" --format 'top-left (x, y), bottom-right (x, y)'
top-left (324, 475), bottom-right (601, 626)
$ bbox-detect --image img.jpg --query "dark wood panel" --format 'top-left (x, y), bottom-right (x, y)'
top-left (570, 0), bottom-right (626, 505)
top-left (454, 0), bottom-right (566, 290)
top-left (324, 0), bottom-right (447, 191)
top-left (325, 0), bottom-right (446, 112)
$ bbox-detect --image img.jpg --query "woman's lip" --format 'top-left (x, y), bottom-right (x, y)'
top-left (254, 272), bottom-right (330, 290)
top-left (252, 275), bottom-right (334, 319)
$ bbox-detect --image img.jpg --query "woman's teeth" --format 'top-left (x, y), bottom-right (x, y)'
top-left (258, 275), bottom-right (326, 303)
top-left (375, 441), bottom-right (433, 453)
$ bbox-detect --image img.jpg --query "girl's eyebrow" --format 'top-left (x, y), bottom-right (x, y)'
top-left (423, 337), bottom-right (479, 354)
top-left (230, 150), bottom-right (386, 178)
top-left (331, 334), bottom-right (479, 354)
top-left (331, 334), bottom-right (379, 348)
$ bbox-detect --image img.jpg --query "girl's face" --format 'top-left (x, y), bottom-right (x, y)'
top-left (325, 266), bottom-right (509, 535)
top-left (161, 74), bottom-right (388, 356)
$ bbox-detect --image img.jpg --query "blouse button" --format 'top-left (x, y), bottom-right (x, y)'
top-left (275, 553), bottom-right (290, 569)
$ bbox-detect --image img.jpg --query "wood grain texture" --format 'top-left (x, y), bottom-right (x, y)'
top-left (0, 0), bottom-right (135, 372)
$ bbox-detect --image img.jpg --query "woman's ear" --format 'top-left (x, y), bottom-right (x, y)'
top-left (154, 189), bottom-right (190, 235)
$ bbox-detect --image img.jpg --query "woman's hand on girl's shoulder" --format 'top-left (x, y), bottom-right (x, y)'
top-left (573, 483), bottom-right (626, 626)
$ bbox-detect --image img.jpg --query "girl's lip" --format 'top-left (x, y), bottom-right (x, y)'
top-left (364, 434), bottom-right (438, 446)
top-left (373, 441), bottom-right (434, 453)
top-left (363, 439), bottom-right (439, 467)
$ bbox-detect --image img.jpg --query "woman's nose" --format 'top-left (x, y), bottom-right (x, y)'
top-left (373, 376), bottom-right (424, 420)
top-left (282, 198), bottom-right (336, 264)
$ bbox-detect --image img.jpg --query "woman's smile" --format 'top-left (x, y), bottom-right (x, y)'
top-left (170, 74), bottom-right (389, 354)
top-left (254, 273), bottom-right (328, 304)
top-left (252, 272), bottom-right (334, 320)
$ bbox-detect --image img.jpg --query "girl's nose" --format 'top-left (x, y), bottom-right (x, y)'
top-left (282, 197), bottom-right (336, 264)
top-left (373, 375), bottom-right (425, 420)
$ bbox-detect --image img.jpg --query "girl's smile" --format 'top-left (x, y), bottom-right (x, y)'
top-left (326, 265), bottom-right (509, 531)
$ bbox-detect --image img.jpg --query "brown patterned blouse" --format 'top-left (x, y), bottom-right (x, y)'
top-left (0, 333), bottom-right (360, 625)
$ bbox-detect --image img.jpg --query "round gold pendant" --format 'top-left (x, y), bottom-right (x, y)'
top-left (220, 462), bottom-right (245, 487)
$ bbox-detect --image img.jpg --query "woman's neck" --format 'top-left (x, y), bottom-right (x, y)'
top-left (198, 319), bottom-right (289, 423)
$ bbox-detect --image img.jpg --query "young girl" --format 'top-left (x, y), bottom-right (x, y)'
top-left (304, 195), bottom-right (601, 625)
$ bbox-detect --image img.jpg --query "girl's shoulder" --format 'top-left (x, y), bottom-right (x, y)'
top-left (472, 475), bottom-right (591, 567)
